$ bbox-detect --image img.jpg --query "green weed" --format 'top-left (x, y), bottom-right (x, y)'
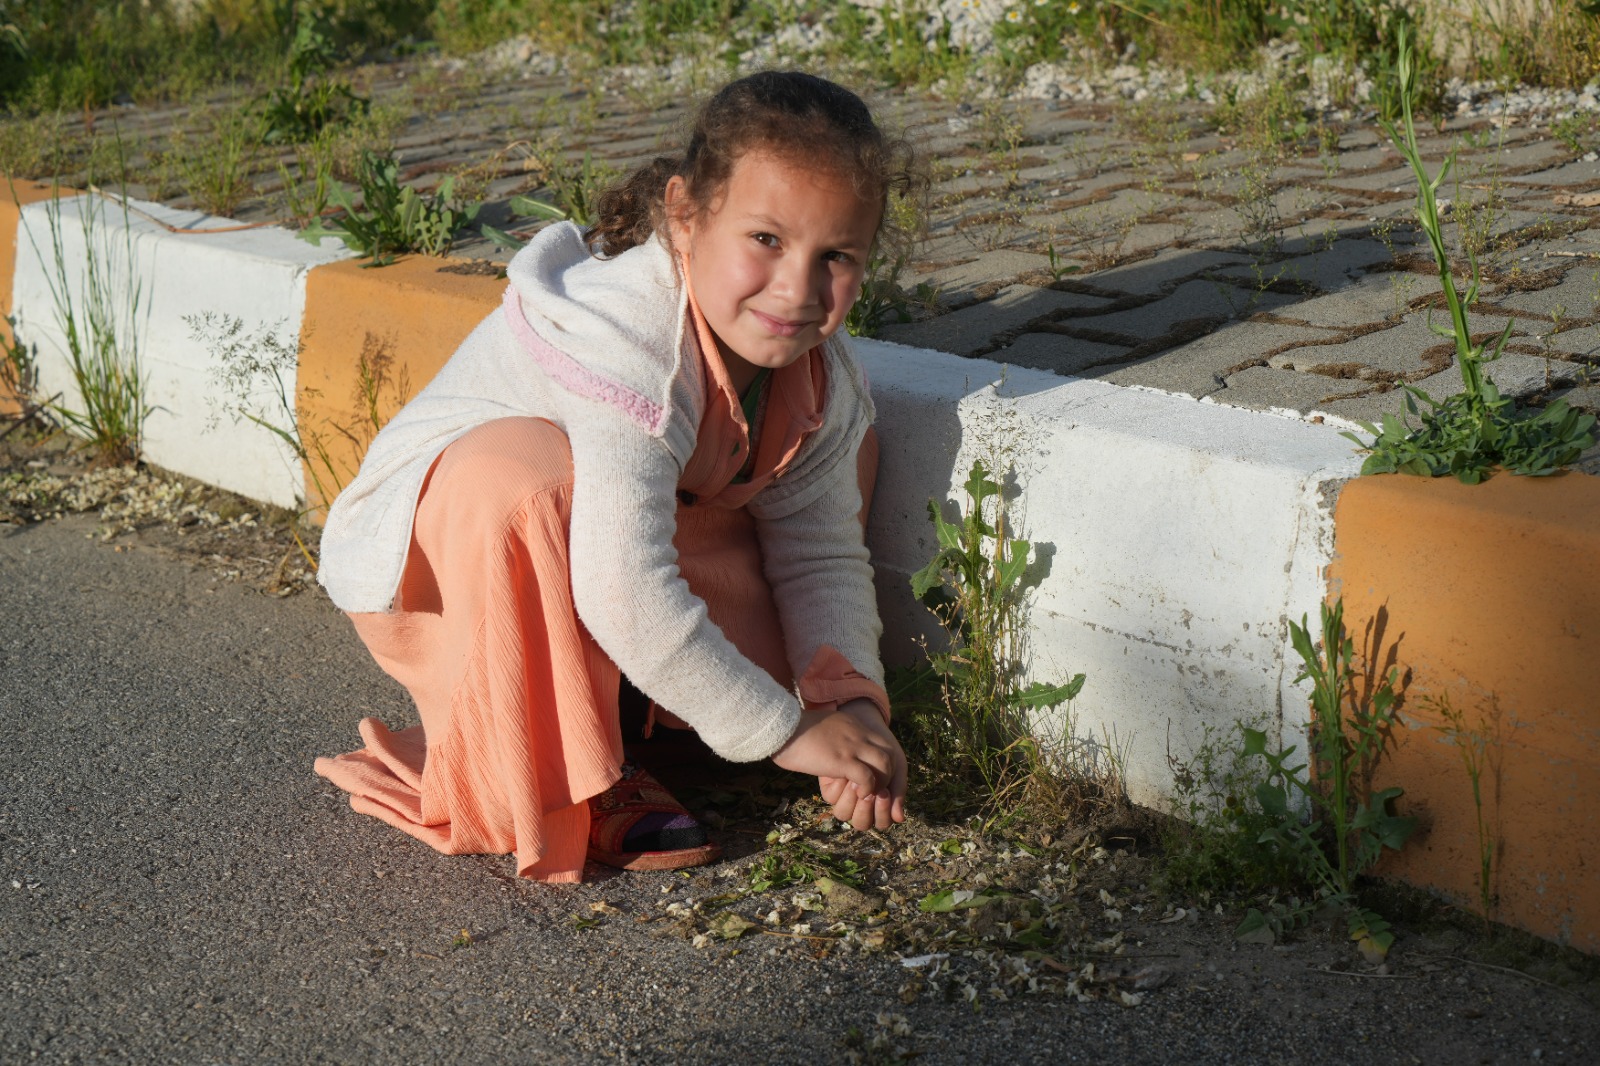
top-left (1432, 693), bottom-right (1498, 925)
top-left (1, 313), bottom-right (40, 416)
top-left (1346, 29), bottom-right (1597, 483)
top-left (256, 12), bottom-right (371, 145)
top-left (300, 150), bottom-right (481, 265)
top-left (904, 458), bottom-right (1092, 821)
top-left (189, 311), bottom-right (407, 531)
top-left (162, 103), bottom-right (260, 217)
top-left (1233, 599), bottom-right (1413, 962)
top-left (23, 185), bottom-right (149, 464)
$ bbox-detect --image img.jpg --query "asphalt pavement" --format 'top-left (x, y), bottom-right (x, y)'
top-left (4, 514), bottom-right (1598, 1065)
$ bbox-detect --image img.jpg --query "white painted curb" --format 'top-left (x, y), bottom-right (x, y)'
top-left (11, 192), bottom-right (351, 510)
top-left (857, 339), bottom-right (1361, 808)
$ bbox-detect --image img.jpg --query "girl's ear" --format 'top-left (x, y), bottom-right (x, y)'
top-left (664, 175), bottom-right (693, 245)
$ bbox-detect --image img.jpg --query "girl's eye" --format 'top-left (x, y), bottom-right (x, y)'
top-left (752, 233), bottom-right (778, 247)
top-left (824, 250), bottom-right (857, 265)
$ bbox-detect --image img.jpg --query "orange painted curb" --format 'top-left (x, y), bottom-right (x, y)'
top-left (297, 255), bottom-right (505, 514)
top-left (1330, 470), bottom-right (1600, 952)
top-left (1, 179), bottom-right (78, 415)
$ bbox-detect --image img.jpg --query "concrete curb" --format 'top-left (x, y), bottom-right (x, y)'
top-left (3, 179), bottom-right (1595, 952)
top-left (8, 188), bottom-right (350, 508)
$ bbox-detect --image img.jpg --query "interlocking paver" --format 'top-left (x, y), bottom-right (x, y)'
top-left (22, 55), bottom-right (1597, 430)
top-left (876, 284), bottom-right (1108, 356)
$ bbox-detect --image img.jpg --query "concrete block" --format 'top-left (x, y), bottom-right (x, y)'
top-left (297, 255), bottom-right (505, 512)
top-left (10, 192), bottom-right (351, 508)
top-left (856, 337), bottom-right (1359, 809)
top-left (1331, 471), bottom-right (1600, 951)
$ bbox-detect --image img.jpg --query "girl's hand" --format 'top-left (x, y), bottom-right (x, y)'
top-left (774, 699), bottom-right (906, 831)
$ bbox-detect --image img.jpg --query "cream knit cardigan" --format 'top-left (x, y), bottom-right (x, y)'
top-left (318, 223), bottom-right (884, 763)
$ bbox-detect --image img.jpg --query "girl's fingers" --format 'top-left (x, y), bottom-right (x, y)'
top-left (849, 792), bottom-right (876, 832)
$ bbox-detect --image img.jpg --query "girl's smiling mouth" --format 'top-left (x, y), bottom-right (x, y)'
top-left (751, 309), bottom-right (809, 336)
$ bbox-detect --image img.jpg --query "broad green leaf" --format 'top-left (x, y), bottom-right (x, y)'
top-left (1012, 675), bottom-right (1086, 709)
top-left (510, 194), bottom-right (571, 222)
top-left (918, 888), bottom-right (999, 913)
top-left (1235, 908), bottom-right (1276, 944)
top-left (480, 224), bottom-right (525, 251)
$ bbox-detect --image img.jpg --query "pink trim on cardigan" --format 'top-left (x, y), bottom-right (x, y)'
top-left (501, 285), bottom-right (668, 434)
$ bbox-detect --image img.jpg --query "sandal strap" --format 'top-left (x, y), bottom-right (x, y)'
top-left (588, 763), bottom-right (696, 856)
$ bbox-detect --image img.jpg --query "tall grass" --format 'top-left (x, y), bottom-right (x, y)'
top-left (24, 187), bottom-right (149, 464)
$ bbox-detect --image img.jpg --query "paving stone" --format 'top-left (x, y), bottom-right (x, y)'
top-left (1503, 156), bottom-right (1600, 185)
top-left (1082, 247), bottom-right (1251, 293)
top-left (1494, 264), bottom-right (1600, 320)
top-left (1551, 383), bottom-right (1600, 413)
top-left (1265, 312), bottom-right (1531, 380)
top-left (875, 284), bottom-right (1109, 356)
top-left (1084, 278), bottom-right (1296, 338)
top-left (1214, 365), bottom-right (1372, 413)
top-left (910, 250), bottom-right (1054, 306)
top-left (1318, 353), bottom-right (1585, 427)
top-left (1326, 165), bottom-right (1414, 192)
top-left (1097, 320), bottom-right (1340, 398)
top-left (1265, 271), bottom-right (1446, 328)
top-left (1214, 238), bottom-right (1397, 296)
top-left (988, 331), bottom-right (1134, 376)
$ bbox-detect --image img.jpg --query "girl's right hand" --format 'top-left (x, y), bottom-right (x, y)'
top-left (772, 700), bottom-right (906, 830)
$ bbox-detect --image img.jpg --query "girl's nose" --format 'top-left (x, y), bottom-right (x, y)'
top-left (772, 254), bottom-right (821, 307)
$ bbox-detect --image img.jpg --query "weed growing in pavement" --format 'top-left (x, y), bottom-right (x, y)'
top-left (1158, 722), bottom-right (1301, 904)
top-left (1432, 693), bottom-right (1499, 926)
top-left (24, 185), bottom-right (149, 465)
top-left (1346, 31), bottom-right (1597, 483)
top-left (162, 103), bottom-right (260, 217)
top-left (276, 155), bottom-right (335, 229)
top-left (300, 150), bottom-right (481, 265)
top-left (1552, 113), bottom-right (1599, 156)
top-left (255, 12), bottom-right (370, 146)
top-left (1233, 599), bottom-right (1413, 962)
top-left (482, 150), bottom-right (619, 247)
top-left (903, 457), bottom-right (1094, 824)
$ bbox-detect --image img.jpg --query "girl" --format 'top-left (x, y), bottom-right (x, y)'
top-left (314, 72), bottom-right (916, 883)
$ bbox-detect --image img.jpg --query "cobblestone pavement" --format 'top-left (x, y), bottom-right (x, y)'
top-left (49, 53), bottom-right (1600, 438)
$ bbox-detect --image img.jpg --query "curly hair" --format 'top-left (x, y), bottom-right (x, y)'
top-left (586, 71), bottom-right (920, 260)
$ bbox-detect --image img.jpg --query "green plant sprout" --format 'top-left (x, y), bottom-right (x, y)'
top-left (1344, 28), bottom-right (1596, 483)
top-left (907, 459), bottom-right (1086, 816)
top-left (1234, 599), bottom-right (1414, 962)
top-left (23, 185), bottom-right (149, 464)
top-left (1432, 693), bottom-right (1497, 924)
top-left (300, 151), bottom-right (480, 265)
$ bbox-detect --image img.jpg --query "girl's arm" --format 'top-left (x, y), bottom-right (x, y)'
top-left (561, 392), bottom-right (804, 763)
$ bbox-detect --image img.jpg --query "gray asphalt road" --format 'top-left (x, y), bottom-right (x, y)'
top-left (4, 515), bottom-right (1597, 1065)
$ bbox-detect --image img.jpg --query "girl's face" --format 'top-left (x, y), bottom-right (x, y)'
top-left (667, 149), bottom-right (881, 393)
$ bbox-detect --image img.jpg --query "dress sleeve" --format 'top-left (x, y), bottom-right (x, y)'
top-left (754, 430), bottom-right (887, 717)
top-left (560, 392), bottom-right (803, 763)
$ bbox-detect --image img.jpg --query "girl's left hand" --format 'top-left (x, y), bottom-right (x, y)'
top-left (815, 699), bottom-right (906, 830)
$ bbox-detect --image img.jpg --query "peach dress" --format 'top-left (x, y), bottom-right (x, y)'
top-left (314, 296), bottom-right (881, 882)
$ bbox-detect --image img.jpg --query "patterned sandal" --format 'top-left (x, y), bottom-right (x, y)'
top-left (587, 761), bottom-right (721, 872)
